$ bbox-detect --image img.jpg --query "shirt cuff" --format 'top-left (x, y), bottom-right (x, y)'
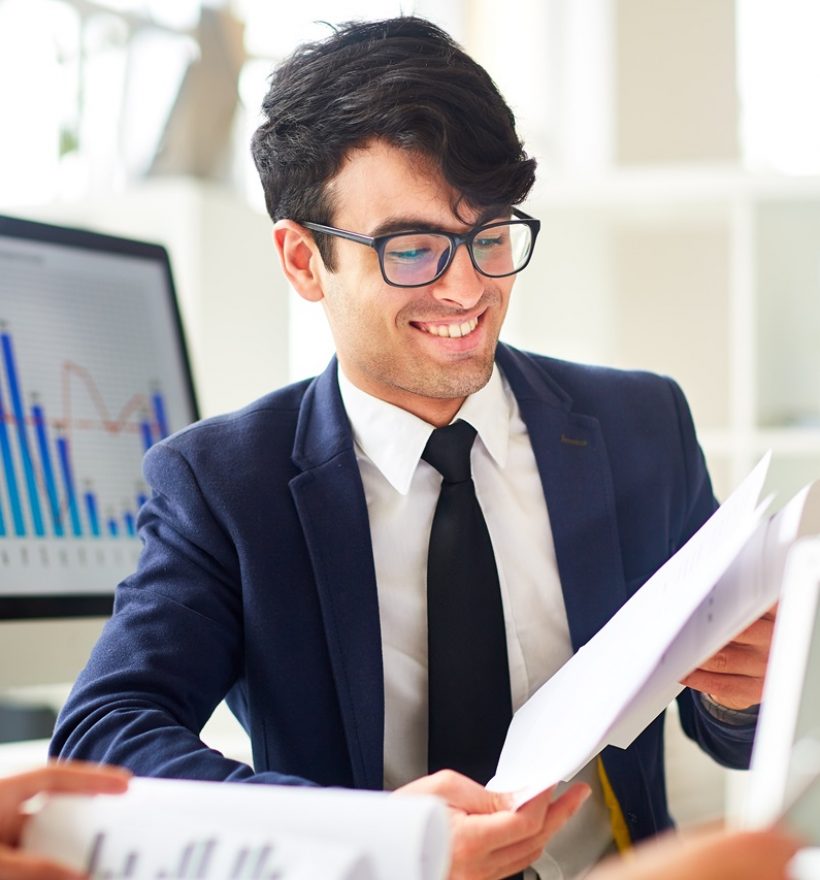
top-left (699, 692), bottom-right (760, 726)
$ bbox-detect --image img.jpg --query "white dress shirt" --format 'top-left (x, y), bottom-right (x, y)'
top-left (338, 363), bottom-right (613, 879)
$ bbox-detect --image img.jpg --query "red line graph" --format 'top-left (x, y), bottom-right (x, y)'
top-left (1, 362), bottom-right (151, 437)
top-left (60, 361), bottom-right (151, 436)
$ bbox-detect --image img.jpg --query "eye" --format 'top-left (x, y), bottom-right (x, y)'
top-left (385, 246), bottom-right (433, 263)
top-left (473, 234), bottom-right (504, 250)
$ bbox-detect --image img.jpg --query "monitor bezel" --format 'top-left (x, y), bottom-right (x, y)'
top-left (0, 213), bottom-right (200, 620)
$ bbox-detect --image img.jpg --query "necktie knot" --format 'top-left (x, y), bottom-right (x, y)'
top-left (422, 420), bottom-right (476, 484)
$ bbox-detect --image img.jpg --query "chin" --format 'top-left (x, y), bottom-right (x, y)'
top-left (413, 362), bottom-right (494, 400)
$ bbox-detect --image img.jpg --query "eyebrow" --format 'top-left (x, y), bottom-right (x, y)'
top-left (369, 206), bottom-right (511, 238)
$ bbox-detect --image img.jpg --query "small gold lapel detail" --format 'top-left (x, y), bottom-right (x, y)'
top-left (560, 434), bottom-right (589, 448)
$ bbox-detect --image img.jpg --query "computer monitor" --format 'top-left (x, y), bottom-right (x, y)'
top-left (0, 215), bottom-right (198, 702)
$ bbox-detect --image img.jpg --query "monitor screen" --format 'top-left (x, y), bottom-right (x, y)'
top-left (0, 214), bottom-right (199, 621)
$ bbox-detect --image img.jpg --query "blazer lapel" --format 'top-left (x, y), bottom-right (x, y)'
top-left (497, 345), bottom-right (628, 651)
top-left (289, 359), bottom-right (384, 790)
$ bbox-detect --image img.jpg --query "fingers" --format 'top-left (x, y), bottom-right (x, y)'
top-left (538, 783), bottom-right (592, 842)
top-left (0, 848), bottom-right (88, 880)
top-left (725, 615), bottom-right (775, 649)
top-left (693, 642), bottom-right (768, 679)
top-left (0, 763), bottom-right (131, 806)
top-left (681, 623), bottom-right (774, 710)
top-left (449, 783), bottom-right (590, 880)
top-left (488, 784), bottom-right (591, 877)
top-left (681, 669), bottom-right (763, 710)
top-left (398, 773), bottom-right (591, 879)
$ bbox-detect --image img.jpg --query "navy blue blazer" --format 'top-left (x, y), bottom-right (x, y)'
top-left (52, 344), bottom-right (755, 843)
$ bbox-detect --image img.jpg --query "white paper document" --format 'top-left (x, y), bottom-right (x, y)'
top-left (743, 537), bottom-right (820, 834)
top-left (489, 455), bottom-right (820, 808)
top-left (22, 778), bottom-right (451, 880)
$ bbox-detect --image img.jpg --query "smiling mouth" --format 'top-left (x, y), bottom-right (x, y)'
top-left (414, 315), bottom-right (480, 339)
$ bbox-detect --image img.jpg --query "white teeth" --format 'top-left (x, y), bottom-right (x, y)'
top-left (421, 317), bottom-right (478, 338)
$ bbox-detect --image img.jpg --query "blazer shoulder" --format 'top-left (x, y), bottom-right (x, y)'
top-left (143, 377), bottom-right (318, 491)
top-left (507, 346), bottom-right (682, 416)
top-left (164, 377), bottom-right (314, 451)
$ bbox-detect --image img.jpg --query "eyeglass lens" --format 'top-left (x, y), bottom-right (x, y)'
top-left (381, 222), bottom-right (533, 286)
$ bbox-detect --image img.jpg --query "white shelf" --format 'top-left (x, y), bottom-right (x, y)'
top-left (532, 167), bottom-right (820, 208)
top-left (507, 167), bottom-right (820, 508)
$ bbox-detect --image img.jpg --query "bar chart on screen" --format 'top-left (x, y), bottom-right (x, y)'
top-left (0, 227), bottom-right (197, 597)
top-left (0, 325), bottom-right (167, 542)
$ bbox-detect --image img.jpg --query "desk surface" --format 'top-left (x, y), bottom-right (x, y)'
top-left (0, 738), bottom-right (49, 775)
top-left (0, 701), bottom-right (252, 776)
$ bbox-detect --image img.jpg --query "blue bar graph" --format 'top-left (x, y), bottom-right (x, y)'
top-left (140, 419), bottom-right (153, 453)
top-left (56, 437), bottom-right (83, 537)
top-left (0, 326), bottom-right (170, 542)
top-left (152, 391), bottom-right (170, 439)
top-left (1, 331), bottom-right (45, 536)
top-left (31, 403), bottom-right (64, 537)
top-left (0, 386), bottom-right (24, 536)
top-left (84, 490), bottom-right (100, 537)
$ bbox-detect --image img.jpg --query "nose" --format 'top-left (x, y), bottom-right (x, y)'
top-left (430, 242), bottom-right (485, 309)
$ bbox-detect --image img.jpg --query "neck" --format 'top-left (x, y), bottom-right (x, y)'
top-left (409, 396), bottom-right (464, 428)
top-left (337, 362), bottom-right (468, 427)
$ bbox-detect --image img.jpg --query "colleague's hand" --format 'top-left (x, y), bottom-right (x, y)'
top-left (395, 770), bottom-right (590, 880)
top-left (0, 762), bottom-right (130, 880)
top-left (587, 824), bottom-right (801, 880)
top-left (681, 604), bottom-right (777, 710)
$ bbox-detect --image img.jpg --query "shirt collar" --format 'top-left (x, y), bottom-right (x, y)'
top-left (337, 362), bottom-right (512, 496)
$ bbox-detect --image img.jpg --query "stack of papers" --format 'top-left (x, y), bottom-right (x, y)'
top-left (23, 778), bottom-right (450, 880)
top-left (490, 454), bottom-right (820, 807)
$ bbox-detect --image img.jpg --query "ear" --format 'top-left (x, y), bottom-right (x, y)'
top-left (272, 220), bottom-right (325, 303)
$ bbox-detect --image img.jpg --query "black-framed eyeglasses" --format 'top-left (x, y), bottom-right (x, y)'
top-left (299, 208), bottom-right (541, 288)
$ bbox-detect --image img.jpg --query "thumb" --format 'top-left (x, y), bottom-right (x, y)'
top-left (395, 770), bottom-right (527, 814)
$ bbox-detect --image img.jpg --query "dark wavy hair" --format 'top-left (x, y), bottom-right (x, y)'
top-left (251, 16), bottom-right (537, 269)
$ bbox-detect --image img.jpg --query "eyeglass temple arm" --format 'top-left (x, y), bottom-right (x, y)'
top-left (299, 221), bottom-right (376, 247)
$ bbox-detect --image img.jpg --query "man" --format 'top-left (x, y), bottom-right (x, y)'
top-left (52, 17), bottom-right (774, 879)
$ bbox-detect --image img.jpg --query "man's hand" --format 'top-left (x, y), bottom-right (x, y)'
top-left (681, 605), bottom-right (777, 710)
top-left (395, 770), bottom-right (590, 880)
top-left (0, 762), bottom-right (130, 880)
top-left (587, 825), bottom-right (801, 880)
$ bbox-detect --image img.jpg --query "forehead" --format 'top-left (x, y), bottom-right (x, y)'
top-left (327, 140), bottom-right (481, 233)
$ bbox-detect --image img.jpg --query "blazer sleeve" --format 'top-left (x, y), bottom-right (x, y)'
top-left (664, 376), bottom-right (758, 769)
top-left (50, 440), bottom-right (316, 787)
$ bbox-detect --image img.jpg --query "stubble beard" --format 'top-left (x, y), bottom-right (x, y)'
top-left (386, 285), bottom-right (503, 400)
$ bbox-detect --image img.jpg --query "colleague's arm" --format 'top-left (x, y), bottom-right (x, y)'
top-left (0, 763), bottom-right (130, 880)
top-left (587, 826), bottom-right (801, 880)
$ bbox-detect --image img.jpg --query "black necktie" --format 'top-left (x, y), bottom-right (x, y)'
top-left (423, 419), bottom-right (513, 785)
